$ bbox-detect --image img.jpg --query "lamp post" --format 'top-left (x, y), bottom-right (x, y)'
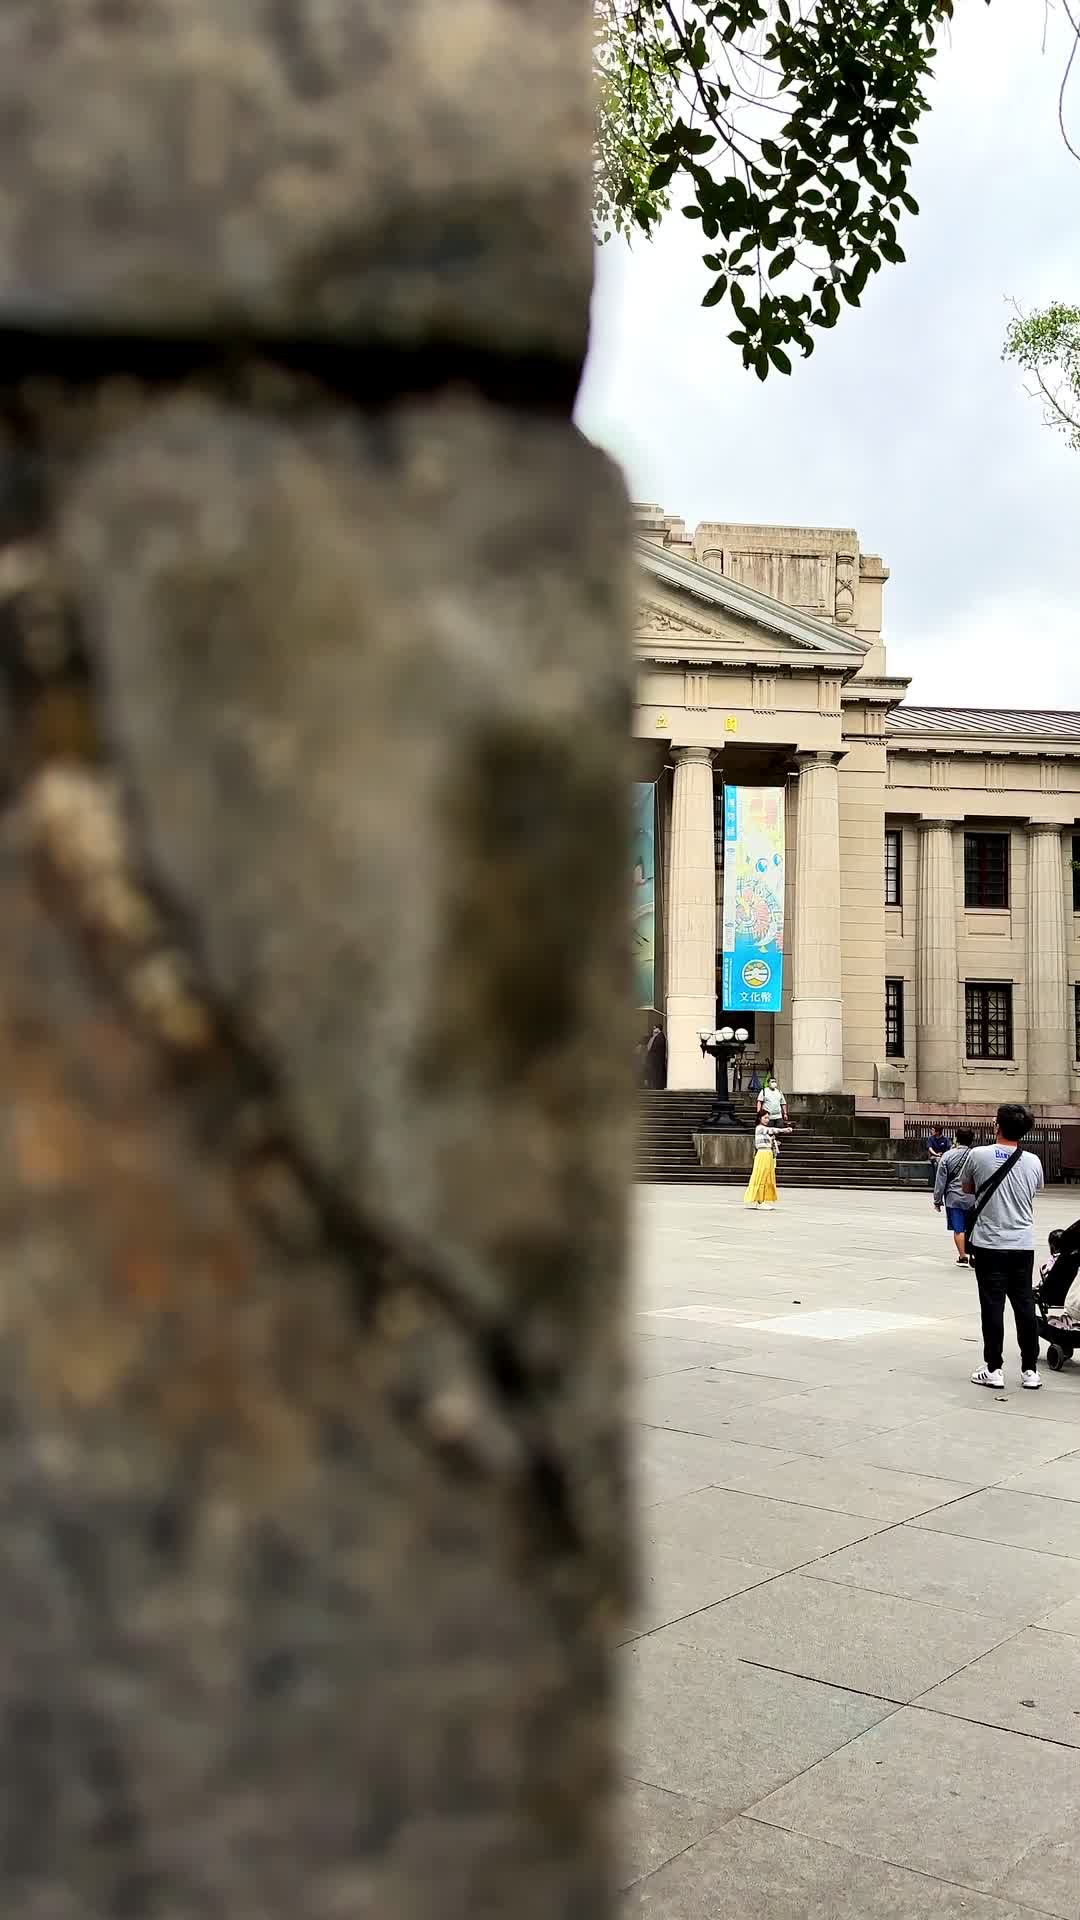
top-left (699, 1026), bottom-right (751, 1130)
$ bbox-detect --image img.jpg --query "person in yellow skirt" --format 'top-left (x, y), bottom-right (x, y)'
top-left (744, 1119), bottom-right (790, 1209)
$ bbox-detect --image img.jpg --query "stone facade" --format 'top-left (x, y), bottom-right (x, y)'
top-left (635, 503), bottom-right (1080, 1117)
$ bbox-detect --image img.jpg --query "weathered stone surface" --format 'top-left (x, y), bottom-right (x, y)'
top-left (0, 374), bottom-right (632, 1914)
top-left (0, 0), bottom-right (593, 365)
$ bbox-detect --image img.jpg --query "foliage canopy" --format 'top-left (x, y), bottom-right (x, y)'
top-left (594, 1), bottom-right (968, 378)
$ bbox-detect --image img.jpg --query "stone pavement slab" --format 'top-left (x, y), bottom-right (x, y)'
top-left (672, 1571), bottom-right (1014, 1703)
top-left (638, 1370), bottom-right (807, 1436)
top-left (618, 1781), bottom-right (719, 1892)
top-left (808, 1521), bottom-right (1080, 1624)
top-left (641, 1486), bottom-right (884, 1576)
top-left (751, 1707), bottom-right (1080, 1895)
top-left (634, 1427), bottom-right (798, 1508)
top-left (1039, 1595), bottom-right (1080, 1636)
top-left (919, 1626), bottom-right (1080, 1746)
top-left (1001, 1826), bottom-right (1080, 1917)
top-left (623, 1631), bottom-right (894, 1812)
top-left (710, 1403), bottom-right (899, 1458)
top-left (708, 1452), bottom-right (976, 1522)
top-left (1000, 1453), bottom-right (1080, 1498)
top-left (634, 1531), bottom-right (773, 1639)
top-left (836, 1407), bottom-right (1080, 1481)
top-left (636, 1336), bottom-right (750, 1380)
top-left (917, 1486), bottom-right (1080, 1558)
top-left (628, 1816), bottom-right (1039, 1919)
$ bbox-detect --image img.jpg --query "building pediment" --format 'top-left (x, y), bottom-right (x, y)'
top-left (636, 538), bottom-right (870, 670)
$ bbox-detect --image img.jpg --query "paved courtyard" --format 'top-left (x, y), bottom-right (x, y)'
top-left (624, 1182), bottom-right (1080, 1918)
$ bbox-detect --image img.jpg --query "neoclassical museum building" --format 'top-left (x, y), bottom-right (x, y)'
top-left (633, 502), bottom-right (1080, 1120)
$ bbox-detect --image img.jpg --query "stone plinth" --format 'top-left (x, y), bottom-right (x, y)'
top-left (694, 1132), bottom-right (754, 1170)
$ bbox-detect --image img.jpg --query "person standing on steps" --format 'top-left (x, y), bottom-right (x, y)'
top-left (963, 1103), bottom-right (1044, 1392)
top-left (934, 1125), bottom-right (976, 1265)
top-left (757, 1074), bottom-right (788, 1129)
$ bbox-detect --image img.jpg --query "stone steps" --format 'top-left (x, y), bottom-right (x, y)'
top-left (635, 1091), bottom-right (909, 1190)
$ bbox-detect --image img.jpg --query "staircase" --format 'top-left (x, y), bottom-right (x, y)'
top-left (636, 1092), bottom-right (907, 1189)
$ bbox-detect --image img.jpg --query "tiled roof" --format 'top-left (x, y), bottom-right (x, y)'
top-left (888, 707), bottom-right (1080, 744)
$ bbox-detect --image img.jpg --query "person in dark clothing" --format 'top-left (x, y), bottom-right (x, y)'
top-left (642, 1026), bottom-right (667, 1090)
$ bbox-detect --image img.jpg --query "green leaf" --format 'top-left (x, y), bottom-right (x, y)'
top-left (760, 138), bottom-right (783, 169)
top-left (768, 344), bottom-right (793, 374)
top-left (702, 274), bottom-right (728, 307)
top-left (768, 247), bottom-right (796, 277)
top-left (648, 157), bottom-right (678, 191)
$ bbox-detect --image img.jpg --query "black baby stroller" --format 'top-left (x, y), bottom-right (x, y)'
top-left (1036, 1221), bottom-right (1080, 1371)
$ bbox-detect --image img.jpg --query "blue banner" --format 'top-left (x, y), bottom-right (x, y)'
top-left (632, 784), bottom-right (656, 1009)
top-left (721, 786), bottom-right (785, 1014)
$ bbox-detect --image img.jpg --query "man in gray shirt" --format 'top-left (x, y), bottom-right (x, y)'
top-left (963, 1102), bottom-right (1044, 1391)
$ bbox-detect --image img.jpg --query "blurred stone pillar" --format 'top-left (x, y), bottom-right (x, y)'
top-left (916, 819), bottom-right (960, 1104)
top-left (0, 4), bottom-right (630, 1915)
top-left (1027, 822), bottom-right (1069, 1105)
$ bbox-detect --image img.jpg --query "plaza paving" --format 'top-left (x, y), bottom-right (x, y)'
top-left (624, 1182), bottom-right (1080, 1918)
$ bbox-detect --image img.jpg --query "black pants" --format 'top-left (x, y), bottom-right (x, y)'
top-left (972, 1248), bottom-right (1039, 1373)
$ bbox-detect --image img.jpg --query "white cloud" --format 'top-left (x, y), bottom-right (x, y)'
top-left (577, 0), bottom-right (1080, 707)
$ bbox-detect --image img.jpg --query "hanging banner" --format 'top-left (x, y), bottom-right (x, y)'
top-left (721, 786), bottom-right (785, 1014)
top-left (632, 784), bottom-right (656, 1009)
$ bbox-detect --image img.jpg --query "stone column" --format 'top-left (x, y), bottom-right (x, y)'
top-left (665, 746), bottom-right (717, 1088)
top-left (791, 754), bottom-right (844, 1093)
top-left (916, 819), bottom-right (960, 1104)
top-left (1027, 822), bottom-right (1069, 1104)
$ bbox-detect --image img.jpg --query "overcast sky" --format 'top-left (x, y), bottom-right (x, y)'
top-left (577, 0), bottom-right (1079, 708)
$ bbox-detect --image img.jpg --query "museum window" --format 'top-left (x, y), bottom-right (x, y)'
top-left (965, 982), bottom-right (1014, 1062)
top-left (885, 979), bottom-right (905, 1057)
top-left (884, 830), bottom-right (902, 907)
top-left (964, 832), bottom-right (1010, 909)
top-left (1072, 834), bottom-right (1080, 913)
top-left (1075, 984), bottom-right (1080, 1062)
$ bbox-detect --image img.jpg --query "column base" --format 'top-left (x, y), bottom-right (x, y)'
top-left (666, 996), bottom-right (718, 1090)
top-left (791, 995), bottom-right (843, 1094)
top-left (915, 1029), bottom-right (959, 1106)
top-left (1029, 1032), bottom-right (1070, 1107)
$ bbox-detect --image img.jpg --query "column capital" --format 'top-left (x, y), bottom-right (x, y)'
top-left (917, 816), bottom-right (961, 831)
top-left (1026, 819), bottom-right (1065, 836)
top-left (794, 750), bottom-right (843, 772)
top-left (670, 745), bottom-right (715, 769)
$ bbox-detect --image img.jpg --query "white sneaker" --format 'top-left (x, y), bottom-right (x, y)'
top-left (761, 1203), bottom-right (776, 1211)
top-left (1022, 1369), bottom-right (1042, 1390)
top-left (971, 1366), bottom-right (1005, 1389)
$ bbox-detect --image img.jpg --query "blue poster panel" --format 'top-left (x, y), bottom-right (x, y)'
top-left (721, 786), bottom-right (785, 1014)
top-left (632, 784), bottom-right (656, 1009)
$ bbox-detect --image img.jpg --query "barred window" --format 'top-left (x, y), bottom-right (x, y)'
top-left (1075, 983), bottom-right (1080, 1061)
top-left (1073, 834), bottom-right (1080, 913)
top-left (885, 979), bottom-right (905, 1058)
top-left (964, 832), bottom-right (1010, 909)
top-left (885, 830), bottom-right (902, 907)
top-left (965, 982), bottom-right (1013, 1061)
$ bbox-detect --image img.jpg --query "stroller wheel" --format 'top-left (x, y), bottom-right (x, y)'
top-left (1046, 1343), bottom-right (1070, 1372)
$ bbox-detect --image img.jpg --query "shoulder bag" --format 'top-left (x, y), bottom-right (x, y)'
top-left (965, 1146), bottom-right (1024, 1256)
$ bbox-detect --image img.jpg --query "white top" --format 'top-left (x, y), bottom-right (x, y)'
top-left (760, 1085), bottom-right (786, 1120)
top-left (755, 1123), bottom-right (777, 1153)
